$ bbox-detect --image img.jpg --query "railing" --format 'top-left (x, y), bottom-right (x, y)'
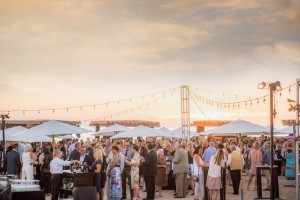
top-left (254, 166), bottom-right (280, 199)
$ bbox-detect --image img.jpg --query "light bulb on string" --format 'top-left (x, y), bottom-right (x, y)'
top-left (67, 108), bottom-right (69, 112)
top-left (289, 87), bottom-right (291, 94)
top-left (38, 110), bottom-right (40, 114)
top-left (94, 105), bottom-right (96, 109)
top-left (53, 109), bottom-right (55, 114)
top-left (23, 111), bottom-right (25, 115)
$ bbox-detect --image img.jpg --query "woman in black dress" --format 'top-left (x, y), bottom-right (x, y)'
top-left (91, 148), bottom-right (103, 200)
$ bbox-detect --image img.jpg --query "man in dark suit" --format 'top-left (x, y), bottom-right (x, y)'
top-left (79, 147), bottom-right (92, 166)
top-left (69, 143), bottom-right (80, 161)
top-left (143, 143), bottom-right (157, 200)
top-left (6, 143), bottom-right (21, 178)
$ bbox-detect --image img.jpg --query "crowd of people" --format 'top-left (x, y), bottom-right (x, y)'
top-left (0, 135), bottom-right (297, 200)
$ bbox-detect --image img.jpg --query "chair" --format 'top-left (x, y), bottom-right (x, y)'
top-left (73, 186), bottom-right (97, 200)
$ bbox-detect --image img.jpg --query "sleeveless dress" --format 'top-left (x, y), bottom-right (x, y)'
top-left (130, 153), bottom-right (140, 189)
top-left (22, 152), bottom-right (34, 180)
top-left (248, 149), bottom-right (262, 175)
top-left (91, 159), bottom-right (102, 192)
top-left (285, 151), bottom-right (295, 178)
top-left (110, 154), bottom-right (121, 199)
top-left (193, 154), bottom-right (204, 197)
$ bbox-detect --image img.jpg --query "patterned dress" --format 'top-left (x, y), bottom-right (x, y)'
top-left (110, 154), bottom-right (122, 200)
top-left (130, 153), bottom-right (140, 190)
top-left (285, 151), bottom-right (295, 178)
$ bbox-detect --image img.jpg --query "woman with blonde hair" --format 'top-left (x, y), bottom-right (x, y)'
top-left (206, 144), bottom-right (226, 200)
top-left (91, 148), bottom-right (103, 200)
top-left (155, 148), bottom-right (167, 197)
top-left (247, 141), bottom-right (262, 190)
top-left (22, 143), bottom-right (36, 180)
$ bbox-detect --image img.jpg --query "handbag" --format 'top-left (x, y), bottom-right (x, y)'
top-left (191, 158), bottom-right (200, 182)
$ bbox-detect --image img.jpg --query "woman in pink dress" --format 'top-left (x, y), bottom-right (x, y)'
top-left (247, 141), bottom-right (262, 190)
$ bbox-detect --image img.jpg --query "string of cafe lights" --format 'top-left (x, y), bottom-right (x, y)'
top-left (190, 86), bottom-right (252, 99)
top-left (80, 91), bottom-right (176, 122)
top-left (190, 83), bottom-right (295, 101)
top-left (0, 87), bottom-right (177, 115)
top-left (190, 83), bottom-right (296, 110)
top-left (189, 92), bottom-right (210, 119)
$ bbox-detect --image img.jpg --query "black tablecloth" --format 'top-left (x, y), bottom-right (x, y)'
top-left (11, 190), bottom-right (45, 200)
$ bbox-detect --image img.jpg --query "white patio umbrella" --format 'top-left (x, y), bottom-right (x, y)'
top-left (199, 119), bottom-right (271, 136)
top-left (280, 126), bottom-right (299, 134)
top-left (94, 124), bottom-right (131, 137)
top-left (12, 120), bottom-right (93, 138)
top-left (157, 127), bottom-right (173, 138)
top-left (1, 126), bottom-right (27, 140)
top-left (170, 127), bottom-right (199, 138)
top-left (56, 135), bottom-right (78, 139)
top-left (8, 134), bottom-right (52, 143)
top-left (111, 125), bottom-right (165, 139)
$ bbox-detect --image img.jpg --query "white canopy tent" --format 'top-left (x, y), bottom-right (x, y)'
top-left (0, 126), bottom-right (27, 140)
top-left (170, 127), bottom-right (199, 138)
top-left (12, 120), bottom-right (93, 138)
top-left (199, 119), bottom-right (271, 136)
top-left (280, 126), bottom-right (299, 134)
top-left (56, 135), bottom-right (78, 139)
top-left (111, 125), bottom-right (165, 139)
top-left (157, 127), bottom-right (173, 138)
top-left (94, 124), bottom-right (131, 137)
top-left (8, 134), bottom-right (52, 143)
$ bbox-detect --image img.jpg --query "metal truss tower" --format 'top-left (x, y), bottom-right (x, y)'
top-left (181, 85), bottom-right (190, 139)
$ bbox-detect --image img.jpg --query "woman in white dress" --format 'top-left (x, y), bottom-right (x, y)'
top-left (22, 144), bottom-right (36, 180)
top-left (193, 145), bottom-right (208, 200)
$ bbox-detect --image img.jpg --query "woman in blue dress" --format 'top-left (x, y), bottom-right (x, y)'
top-left (285, 142), bottom-right (295, 180)
top-left (91, 148), bottom-right (103, 200)
top-left (107, 145), bottom-right (121, 200)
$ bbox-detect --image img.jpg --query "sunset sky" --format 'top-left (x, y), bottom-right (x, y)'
top-left (1, 0), bottom-right (299, 130)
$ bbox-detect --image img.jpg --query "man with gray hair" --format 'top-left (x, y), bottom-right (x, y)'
top-left (173, 143), bottom-right (189, 198)
top-left (261, 141), bottom-right (271, 191)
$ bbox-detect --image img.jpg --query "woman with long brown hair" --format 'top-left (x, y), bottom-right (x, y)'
top-left (206, 144), bottom-right (226, 200)
top-left (193, 145), bottom-right (208, 200)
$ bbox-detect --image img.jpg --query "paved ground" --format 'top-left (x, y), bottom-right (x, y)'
top-left (47, 175), bottom-right (296, 200)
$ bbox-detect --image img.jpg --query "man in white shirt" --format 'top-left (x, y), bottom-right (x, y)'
top-left (50, 149), bottom-right (79, 200)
